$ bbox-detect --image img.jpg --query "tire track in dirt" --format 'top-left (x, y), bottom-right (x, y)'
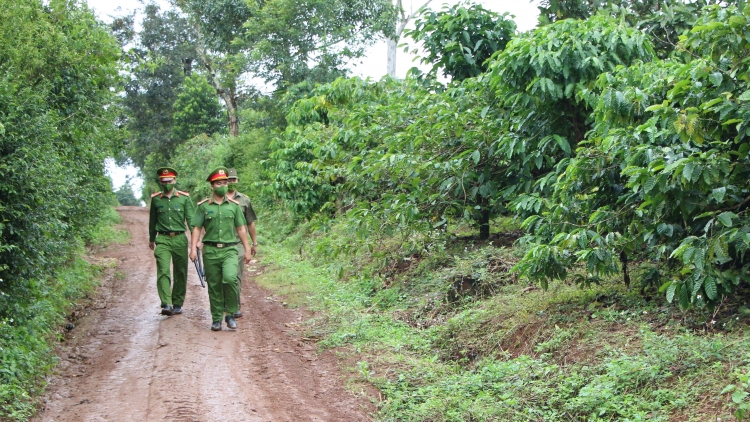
top-left (33, 206), bottom-right (372, 422)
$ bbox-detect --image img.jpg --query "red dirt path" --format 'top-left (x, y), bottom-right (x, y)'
top-left (32, 206), bottom-right (373, 422)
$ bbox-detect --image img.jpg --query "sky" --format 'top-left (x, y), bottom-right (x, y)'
top-left (90, 0), bottom-right (540, 196)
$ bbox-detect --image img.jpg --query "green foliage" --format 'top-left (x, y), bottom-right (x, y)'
top-left (119, 4), bottom-right (197, 167)
top-left (242, 0), bottom-right (396, 87)
top-left (515, 5), bottom-right (750, 308)
top-left (257, 216), bottom-right (748, 421)
top-left (115, 183), bottom-right (140, 206)
top-left (172, 74), bottom-right (226, 142)
top-left (536, 0), bottom-right (738, 58)
top-left (407, 1), bottom-right (516, 81)
top-left (270, 68), bottom-right (513, 238)
top-left (0, 0), bottom-right (119, 304)
top-left (0, 254), bottom-right (107, 420)
top-left (723, 357), bottom-right (750, 421)
top-left (0, 1), bottom-right (121, 415)
top-left (484, 14), bottom-right (654, 248)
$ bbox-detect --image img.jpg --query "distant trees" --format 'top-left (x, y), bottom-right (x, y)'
top-left (172, 74), bottom-right (225, 142)
top-left (115, 183), bottom-right (141, 206)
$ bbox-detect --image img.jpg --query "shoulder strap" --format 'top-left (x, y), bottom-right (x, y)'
top-left (226, 197), bottom-right (240, 205)
top-left (196, 198), bottom-right (209, 205)
top-left (150, 192), bottom-right (162, 198)
top-left (178, 190), bottom-right (190, 197)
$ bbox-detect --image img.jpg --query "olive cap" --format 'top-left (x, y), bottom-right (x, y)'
top-left (227, 168), bottom-right (238, 179)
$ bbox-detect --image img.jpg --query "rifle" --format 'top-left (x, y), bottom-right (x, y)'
top-left (193, 247), bottom-right (206, 288)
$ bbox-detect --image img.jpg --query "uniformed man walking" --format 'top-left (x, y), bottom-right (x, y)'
top-left (189, 167), bottom-right (252, 331)
top-left (226, 168), bottom-right (258, 318)
top-left (148, 167), bottom-right (195, 316)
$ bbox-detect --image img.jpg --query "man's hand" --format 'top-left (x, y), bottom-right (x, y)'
top-left (244, 250), bottom-right (252, 264)
top-left (251, 245), bottom-right (258, 256)
top-left (149, 242), bottom-right (155, 251)
top-left (189, 248), bottom-right (197, 262)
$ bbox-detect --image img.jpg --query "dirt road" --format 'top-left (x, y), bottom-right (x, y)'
top-left (33, 206), bottom-right (372, 422)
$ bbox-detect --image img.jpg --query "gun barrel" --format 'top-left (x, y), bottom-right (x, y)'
top-left (193, 247), bottom-right (206, 288)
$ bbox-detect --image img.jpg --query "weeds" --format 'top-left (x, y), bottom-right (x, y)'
top-left (0, 207), bottom-right (127, 421)
top-left (257, 215), bottom-right (749, 421)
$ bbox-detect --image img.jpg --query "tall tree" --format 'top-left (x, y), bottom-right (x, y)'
top-left (172, 74), bottom-right (226, 141)
top-left (119, 4), bottom-right (198, 166)
top-left (404, 1), bottom-right (515, 238)
top-left (407, 1), bottom-right (516, 82)
top-left (242, 0), bottom-right (397, 87)
top-left (386, 0), bottom-right (433, 77)
top-left (174, 0), bottom-right (252, 136)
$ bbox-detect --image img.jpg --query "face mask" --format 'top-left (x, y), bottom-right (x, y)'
top-left (228, 183), bottom-right (237, 192)
top-left (213, 186), bottom-right (228, 197)
top-left (161, 183), bottom-right (175, 193)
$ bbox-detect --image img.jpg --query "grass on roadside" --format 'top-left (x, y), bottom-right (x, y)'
top-left (0, 207), bottom-right (128, 421)
top-left (256, 215), bottom-right (750, 422)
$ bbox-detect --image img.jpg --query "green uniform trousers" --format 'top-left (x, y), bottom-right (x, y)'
top-left (153, 233), bottom-right (188, 307)
top-left (203, 244), bottom-right (239, 322)
top-left (236, 243), bottom-right (245, 310)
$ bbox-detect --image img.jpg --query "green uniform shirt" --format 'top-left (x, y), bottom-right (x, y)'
top-left (192, 196), bottom-right (247, 243)
top-left (149, 191), bottom-right (196, 242)
top-left (232, 191), bottom-right (257, 225)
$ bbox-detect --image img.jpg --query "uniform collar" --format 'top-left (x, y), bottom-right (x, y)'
top-left (208, 195), bottom-right (227, 205)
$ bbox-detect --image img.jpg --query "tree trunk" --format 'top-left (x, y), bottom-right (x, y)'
top-left (620, 251), bottom-right (630, 287)
top-left (387, 0), bottom-right (434, 78)
top-left (193, 21), bottom-right (239, 136)
top-left (218, 88), bottom-right (239, 137)
top-left (182, 57), bottom-right (193, 76)
top-left (387, 37), bottom-right (398, 77)
top-left (228, 91), bottom-right (239, 137)
top-left (479, 208), bottom-right (490, 240)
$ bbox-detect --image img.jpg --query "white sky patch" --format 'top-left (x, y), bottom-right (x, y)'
top-left (106, 158), bottom-right (143, 196)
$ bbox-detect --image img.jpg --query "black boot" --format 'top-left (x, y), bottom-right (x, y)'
top-left (225, 315), bottom-right (237, 329)
top-left (161, 305), bottom-right (174, 316)
top-left (211, 321), bottom-right (221, 331)
top-left (173, 305), bottom-right (182, 314)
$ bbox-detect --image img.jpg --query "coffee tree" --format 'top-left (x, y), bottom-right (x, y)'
top-left (515, 5), bottom-right (750, 309)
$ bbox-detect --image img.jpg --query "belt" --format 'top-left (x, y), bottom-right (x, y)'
top-left (203, 241), bottom-right (238, 248)
top-left (157, 231), bottom-right (184, 236)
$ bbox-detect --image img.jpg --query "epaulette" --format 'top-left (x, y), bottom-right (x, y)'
top-left (150, 192), bottom-right (162, 198)
top-left (227, 196), bottom-right (240, 205)
top-left (196, 198), bottom-right (209, 205)
top-left (178, 191), bottom-right (190, 196)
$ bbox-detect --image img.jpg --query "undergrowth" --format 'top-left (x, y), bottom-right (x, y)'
top-left (0, 207), bottom-right (127, 421)
top-left (257, 215), bottom-right (750, 421)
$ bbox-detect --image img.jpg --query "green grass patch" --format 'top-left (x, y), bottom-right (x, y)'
top-left (85, 206), bottom-right (129, 247)
top-left (257, 216), bottom-right (749, 421)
